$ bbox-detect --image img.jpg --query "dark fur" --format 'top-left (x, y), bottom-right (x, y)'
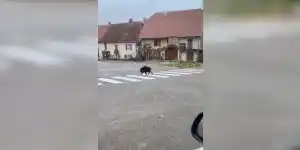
top-left (140, 65), bottom-right (153, 75)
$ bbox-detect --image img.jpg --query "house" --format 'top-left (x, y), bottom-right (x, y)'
top-left (98, 25), bottom-right (109, 60)
top-left (139, 9), bottom-right (203, 62)
top-left (99, 19), bottom-right (143, 60)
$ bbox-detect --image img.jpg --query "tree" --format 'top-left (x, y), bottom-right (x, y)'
top-left (114, 48), bottom-right (120, 60)
top-left (197, 49), bottom-right (203, 63)
top-left (136, 44), bottom-right (150, 61)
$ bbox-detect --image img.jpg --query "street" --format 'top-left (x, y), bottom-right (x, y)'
top-left (204, 19), bottom-right (300, 150)
top-left (97, 61), bottom-right (204, 150)
top-left (0, 2), bottom-right (98, 149)
top-left (0, 43), bottom-right (99, 150)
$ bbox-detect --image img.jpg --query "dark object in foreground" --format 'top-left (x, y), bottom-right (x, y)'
top-left (140, 65), bottom-right (153, 76)
top-left (191, 112), bottom-right (203, 144)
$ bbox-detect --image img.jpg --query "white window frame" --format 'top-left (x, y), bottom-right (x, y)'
top-left (126, 44), bottom-right (132, 51)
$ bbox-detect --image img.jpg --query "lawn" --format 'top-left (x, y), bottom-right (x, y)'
top-left (163, 61), bottom-right (202, 69)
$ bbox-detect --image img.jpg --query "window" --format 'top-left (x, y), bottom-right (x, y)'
top-left (179, 43), bottom-right (186, 51)
top-left (126, 44), bottom-right (132, 51)
top-left (187, 39), bottom-right (193, 49)
top-left (179, 43), bottom-right (186, 47)
top-left (144, 44), bottom-right (151, 48)
top-left (154, 39), bottom-right (160, 46)
top-left (137, 40), bottom-right (142, 46)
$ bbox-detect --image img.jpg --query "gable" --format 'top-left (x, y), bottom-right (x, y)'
top-left (100, 22), bottom-right (143, 43)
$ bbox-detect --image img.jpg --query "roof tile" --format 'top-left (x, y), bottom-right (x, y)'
top-left (98, 25), bottom-right (108, 40)
top-left (100, 22), bottom-right (143, 43)
top-left (139, 9), bottom-right (203, 39)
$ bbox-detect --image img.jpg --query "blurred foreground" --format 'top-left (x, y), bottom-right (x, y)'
top-left (204, 1), bottom-right (300, 150)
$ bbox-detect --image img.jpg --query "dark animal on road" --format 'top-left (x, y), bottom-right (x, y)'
top-left (140, 65), bottom-right (153, 76)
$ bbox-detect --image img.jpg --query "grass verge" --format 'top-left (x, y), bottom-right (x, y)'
top-left (163, 61), bottom-right (202, 69)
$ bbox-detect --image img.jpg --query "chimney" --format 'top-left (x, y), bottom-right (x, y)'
top-left (129, 18), bottom-right (133, 23)
top-left (108, 21), bottom-right (111, 25)
top-left (143, 17), bottom-right (147, 22)
top-left (163, 11), bottom-right (168, 16)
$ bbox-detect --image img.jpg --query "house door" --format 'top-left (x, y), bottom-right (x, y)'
top-left (187, 39), bottom-right (193, 49)
top-left (165, 45), bottom-right (178, 60)
top-left (186, 51), bottom-right (194, 61)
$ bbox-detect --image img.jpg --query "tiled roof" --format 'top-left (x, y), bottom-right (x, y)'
top-left (98, 25), bottom-right (108, 42)
top-left (99, 22), bottom-right (143, 43)
top-left (139, 9), bottom-right (203, 39)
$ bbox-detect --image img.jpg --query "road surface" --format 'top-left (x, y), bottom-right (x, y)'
top-left (204, 18), bottom-right (300, 150)
top-left (97, 61), bottom-right (204, 150)
top-left (0, 39), bottom-right (99, 150)
top-left (0, 1), bottom-right (99, 150)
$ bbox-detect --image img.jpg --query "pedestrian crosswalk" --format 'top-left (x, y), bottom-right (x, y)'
top-left (97, 68), bottom-right (204, 87)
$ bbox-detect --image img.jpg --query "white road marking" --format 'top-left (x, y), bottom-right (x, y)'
top-left (127, 75), bottom-right (156, 80)
top-left (98, 67), bottom-right (138, 72)
top-left (112, 76), bottom-right (142, 82)
top-left (154, 73), bottom-right (181, 76)
top-left (191, 71), bottom-right (204, 74)
top-left (162, 71), bottom-right (193, 75)
top-left (98, 78), bottom-right (124, 84)
top-left (169, 69), bottom-right (198, 72)
top-left (97, 69), bottom-right (202, 87)
top-left (194, 147), bottom-right (203, 150)
top-left (148, 74), bottom-right (169, 78)
top-left (168, 69), bottom-right (203, 73)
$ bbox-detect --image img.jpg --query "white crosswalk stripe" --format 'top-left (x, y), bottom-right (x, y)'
top-left (97, 68), bottom-right (203, 87)
top-left (191, 71), bottom-right (204, 74)
top-left (161, 71), bottom-right (193, 75)
top-left (170, 69), bottom-right (198, 72)
top-left (154, 73), bottom-right (181, 76)
top-left (98, 78), bottom-right (124, 84)
top-left (112, 76), bottom-right (142, 82)
top-left (127, 75), bottom-right (156, 80)
top-left (148, 74), bottom-right (169, 78)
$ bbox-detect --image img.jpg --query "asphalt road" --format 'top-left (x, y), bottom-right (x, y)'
top-left (0, 39), bottom-right (99, 150)
top-left (204, 19), bottom-right (300, 150)
top-left (97, 61), bottom-right (204, 150)
top-left (0, 2), bottom-right (99, 150)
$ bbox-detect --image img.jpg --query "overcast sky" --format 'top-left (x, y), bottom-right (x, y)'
top-left (98, 0), bottom-right (203, 25)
